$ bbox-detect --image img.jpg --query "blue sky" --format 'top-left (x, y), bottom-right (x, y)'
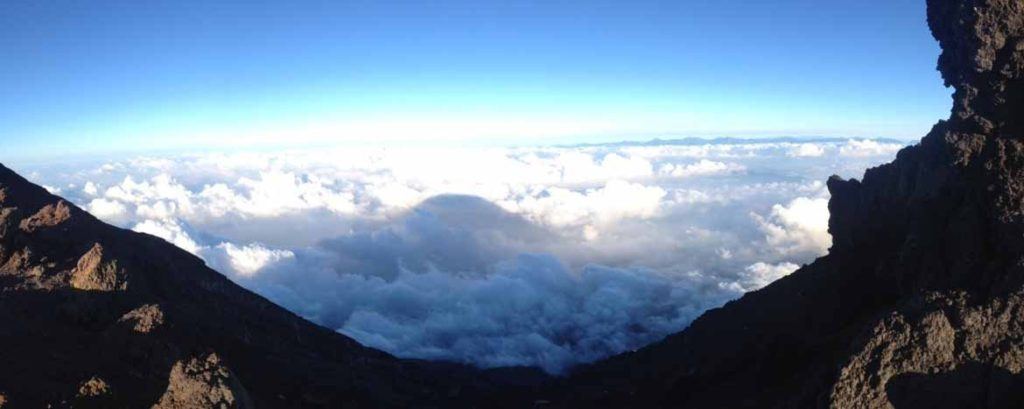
top-left (2, 0), bottom-right (947, 158)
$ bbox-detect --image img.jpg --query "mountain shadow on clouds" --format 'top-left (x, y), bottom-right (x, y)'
top-left (223, 193), bottom-right (739, 374)
top-left (319, 194), bottom-right (554, 281)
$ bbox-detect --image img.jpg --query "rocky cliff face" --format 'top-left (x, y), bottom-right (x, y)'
top-left (561, 0), bottom-right (1024, 407)
top-left (0, 166), bottom-right (547, 407)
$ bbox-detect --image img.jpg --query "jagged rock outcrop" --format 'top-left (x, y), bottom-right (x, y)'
top-left (19, 200), bottom-right (71, 233)
top-left (118, 303), bottom-right (166, 333)
top-left (0, 165), bottom-right (545, 407)
top-left (70, 243), bottom-right (127, 291)
top-left (559, 0), bottom-right (1024, 407)
top-left (74, 376), bottom-right (115, 408)
top-left (154, 353), bottom-right (253, 409)
top-left (77, 376), bottom-right (112, 398)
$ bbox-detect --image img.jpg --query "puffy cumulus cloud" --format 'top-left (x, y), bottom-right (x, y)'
top-left (105, 174), bottom-right (193, 209)
top-left (92, 175), bottom-right (197, 224)
top-left (211, 243), bottom-right (295, 277)
top-left (753, 196), bottom-right (832, 258)
top-left (19, 137), bottom-right (910, 374)
top-left (132, 219), bottom-right (202, 255)
top-left (47, 138), bottom-right (908, 241)
top-left (839, 139), bottom-right (905, 158)
top-left (736, 262), bottom-right (800, 291)
top-left (129, 218), bottom-right (296, 279)
top-left (82, 181), bottom-right (99, 196)
top-left (198, 170), bottom-right (358, 218)
top-left (86, 198), bottom-right (129, 224)
top-left (556, 151), bottom-right (654, 183)
top-left (788, 143), bottom-right (826, 157)
top-left (506, 180), bottom-right (667, 230)
top-left (658, 160), bottom-right (745, 178)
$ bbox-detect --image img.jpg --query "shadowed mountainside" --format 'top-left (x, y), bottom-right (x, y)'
top-left (559, 0), bottom-right (1024, 407)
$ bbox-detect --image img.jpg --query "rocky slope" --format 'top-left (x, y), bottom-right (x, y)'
top-left (0, 165), bottom-right (550, 407)
top-left (560, 0), bottom-right (1024, 407)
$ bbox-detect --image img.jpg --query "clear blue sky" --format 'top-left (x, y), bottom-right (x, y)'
top-left (1, 0), bottom-right (948, 158)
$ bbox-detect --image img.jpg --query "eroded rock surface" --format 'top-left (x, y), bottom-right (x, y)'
top-left (19, 200), bottom-right (71, 233)
top-left (70, 243), bottom-right (127, 291)
top-left (77, 376), bottom-right (112, 398)
top-left (831, 291), bottom-right (1024, 408)
top-left (154, 353), bottom-right (252, 409)
top-left (118, 303), bottom-right (165, 333)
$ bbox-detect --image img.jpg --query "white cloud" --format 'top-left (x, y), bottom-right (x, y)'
top-left (506, 180), bottom-right (666, 228)
top-left (132, 219), bottom-right (202, 255)
top-left (754, 196), bottom-right (832, 258)
top-left (101, 175), bottom-right (195, 221)
top-left (658, 159), bottom-right (745, 178)
top-left (558, 151), bottom-right (654, 183)
top-left (20, 138), bottom-right (907, 374)
top-left (82, 181), bottom-right (99, 196)
top-left (234, 241), bottom-right (742, 374)
top-left (839, 139), bottom-right (904, 157)
top-left (225, 170), bottom-right (358, 217)
top-left (214, 243), bottom-right (294, 277)
top-left (788, 143), bottom-right (826, 157)
top-left (86, 198), bottom-right (128, 223)
top-left (739, 262), bottom-right (800, 291)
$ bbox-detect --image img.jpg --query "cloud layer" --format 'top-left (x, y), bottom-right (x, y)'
top-left (22, 138), bottom-right (907, 374)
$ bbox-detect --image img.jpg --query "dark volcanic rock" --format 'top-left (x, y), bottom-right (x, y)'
top-left (560, 0), bottom-right (1024, 407)
top-left (0, 165), bottom-right (546, 407)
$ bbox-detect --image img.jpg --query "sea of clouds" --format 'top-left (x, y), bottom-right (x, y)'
top-left (18, 137), bottom-right (907, 374)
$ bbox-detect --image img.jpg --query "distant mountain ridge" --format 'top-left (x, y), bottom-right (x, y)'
top-left (562, 136), bottom-right (911, 148)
